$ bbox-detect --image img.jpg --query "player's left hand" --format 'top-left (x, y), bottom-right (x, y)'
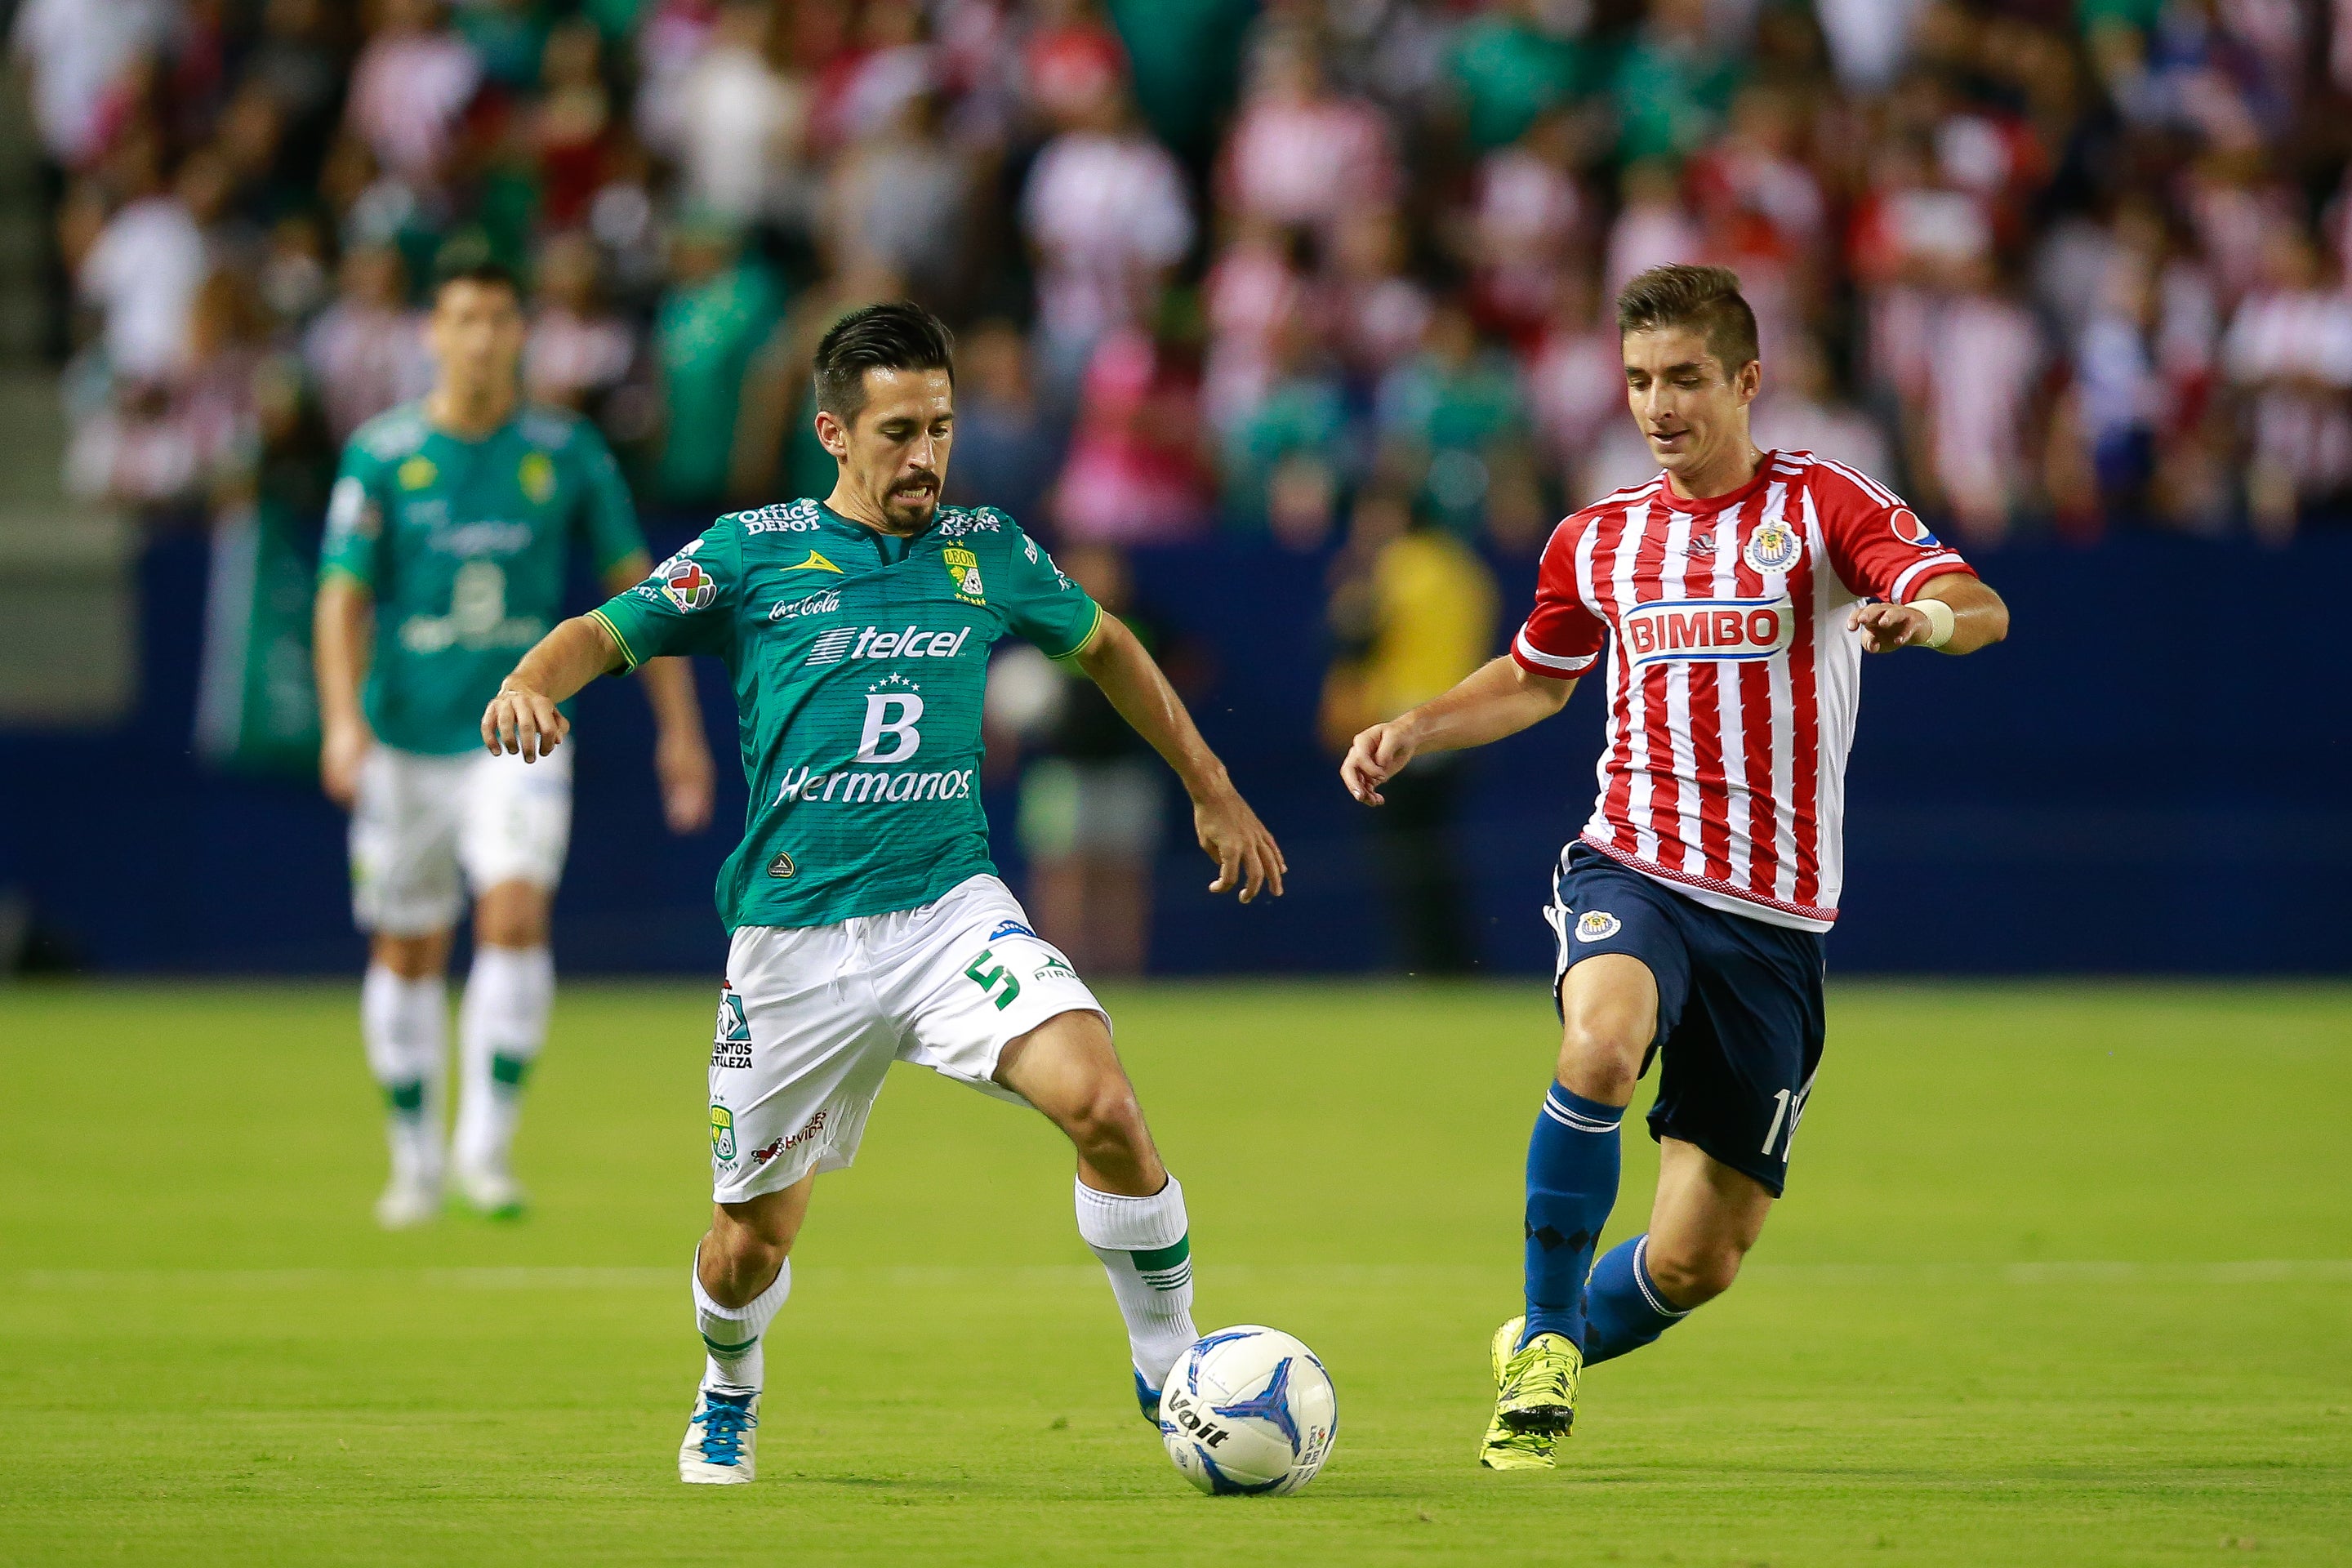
top-left (483, 684), bottom-right (569, 761)
top-left (1849, 601), bottom-right (1931, 654)
top-left (1194, 785), bottom-right (1287, 904)
top-left (656, 728), bottom-right (716, 834)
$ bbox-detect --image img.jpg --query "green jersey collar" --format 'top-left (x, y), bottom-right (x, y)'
top-left (813, 498), bottom-right (936, 563)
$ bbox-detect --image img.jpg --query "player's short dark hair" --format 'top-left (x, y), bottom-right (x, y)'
top-left (1615, 264), bottom-right (1759, 373)
top-left (813, 302), bottom-right (956, 424)
top-left (432, 259), bottom-right (523, 306)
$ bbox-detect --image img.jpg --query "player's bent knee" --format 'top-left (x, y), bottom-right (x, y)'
top-left (703, 1206), bottom-right (794, 1306)
top-left (371, 932), bottom-right (450, 979)
top-left (1555, 1019), bottom-right (1645, 1100)
top-left (1058, 1076), bottom-right (1148, 1156)
top-left (1645, 1241), bottom-right (1744, 1307)
top-left (474, 881), bottom-right (551, 948)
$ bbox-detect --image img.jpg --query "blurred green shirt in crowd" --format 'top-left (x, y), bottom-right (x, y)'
top-left (655, 239), bottom-right (781, 509)
top-left (1107, 0), bottom-right (1256, 161)
top-left (1447, 7), bottom-right (1592, 151)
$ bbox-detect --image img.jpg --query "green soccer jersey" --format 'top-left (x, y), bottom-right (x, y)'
top-left (590, 499), bottom-right (1104, 931)
top-left (318, 401), bottom-right (648, 754)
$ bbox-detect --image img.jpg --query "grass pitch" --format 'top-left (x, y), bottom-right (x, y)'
top-left (2, 979), bottom-right (2348, 1566)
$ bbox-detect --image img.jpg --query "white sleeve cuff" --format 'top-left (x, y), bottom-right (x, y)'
top-left (1890, 555), bottom-right (1971, 604)
top-left (1513, 627), bottom-right (1598, 675)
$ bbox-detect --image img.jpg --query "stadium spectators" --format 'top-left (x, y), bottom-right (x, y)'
top-left (1320, 484), bottom-right (1498, 973)
top-left (37, 0), bottom-right (2352, 546)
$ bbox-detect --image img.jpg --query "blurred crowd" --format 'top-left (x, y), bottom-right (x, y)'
top-left (20, 0), bottom-right (2352, 548)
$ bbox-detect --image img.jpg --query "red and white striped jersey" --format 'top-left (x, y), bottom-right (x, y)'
top-left (1510, 450), bottom-right (1976, 931)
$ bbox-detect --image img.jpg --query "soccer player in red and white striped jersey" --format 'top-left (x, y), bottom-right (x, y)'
top-left (1342, 265), bottom-right (2008, 1469)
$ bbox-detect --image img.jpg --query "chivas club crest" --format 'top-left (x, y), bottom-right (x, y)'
top-left (1742, 522), bottom-right (1803, 574)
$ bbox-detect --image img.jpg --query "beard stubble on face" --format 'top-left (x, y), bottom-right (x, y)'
top-left (875, 474), bottom-right (939, 534)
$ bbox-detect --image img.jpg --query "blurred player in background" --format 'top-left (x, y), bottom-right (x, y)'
top-left (314, 262), bottom-right (714, 1228)
top-left (1320, 485), bottom-right (1499, 974)
top-left (987, 542), bottom-right (1179, 977)
top-left (481, 303), bottom-right (1285, 1484)
top-left (1342, 265), bottom-right (2011, 1469)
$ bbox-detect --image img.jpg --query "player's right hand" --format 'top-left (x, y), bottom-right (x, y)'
top-left (1340, 721), bottom-right (1416, 807)
top-left (483, 684), bottom-right (570, 762)
top-left (319, 719), bottom-right (373, 808)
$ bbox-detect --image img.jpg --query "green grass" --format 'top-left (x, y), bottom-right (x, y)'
top-left (2, 980), bottom-right (2349, 1565)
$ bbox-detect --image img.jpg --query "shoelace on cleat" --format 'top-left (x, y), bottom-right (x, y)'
top-left (1503, 1345), bottom-right (1575, 1403)
top-left (696, 1395), bottom-right (758, 1465)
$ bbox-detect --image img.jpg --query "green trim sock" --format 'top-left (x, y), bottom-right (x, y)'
top-left (693, 1248), bottom-right (791, 1395)
top-left (453, 945), bottom-right (553, 1176)
top-left (1074, 1175), bottom-right (1198, 1389)
top-left (360, 965), bottom-right (445, 1189)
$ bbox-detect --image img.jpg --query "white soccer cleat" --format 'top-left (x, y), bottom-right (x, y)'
top-left (679, 1388), bottom-right (759, 1484)
top-left (453, 1162), bottom-right (528, 1219)
top-left (373, 1175), bottom-right (440, 1230)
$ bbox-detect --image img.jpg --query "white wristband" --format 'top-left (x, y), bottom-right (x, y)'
top-left (1911, 596), bottom-right (1956, 649)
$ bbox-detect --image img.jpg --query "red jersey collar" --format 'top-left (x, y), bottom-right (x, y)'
top-left (1653, 451), bottom-right (1778, 517)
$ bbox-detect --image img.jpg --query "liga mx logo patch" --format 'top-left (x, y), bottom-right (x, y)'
top-left (944, 545), bottom-right (986, 604)
top-left (1574, 911), bottom-right (1622, 942)
top-left (662, 559), bottom-right (716, 612)
top-left (1743, 522), bottom-right (1802, 573)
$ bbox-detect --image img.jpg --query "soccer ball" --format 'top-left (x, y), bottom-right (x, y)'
top-left (1160, 1325), bottom-right (1337, 1496)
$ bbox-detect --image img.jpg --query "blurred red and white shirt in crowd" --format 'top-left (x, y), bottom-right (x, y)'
top-left (2225, 277), bottom-right (2352, 503)
top-left (1022, 128), bottom-right (1192, 346)
top-left (1219, 44), bottom-right (1396, 238)
top-left (345, 7), bottom-right (481, 185)
top-left (1511, 451), bottom-right (1975, 931)
top-left (1471, 133), bottom-right (1585, 341)
top-left (1924, 285), bottom-right (2045, 539)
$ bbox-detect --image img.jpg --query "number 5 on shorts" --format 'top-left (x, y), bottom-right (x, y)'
top-left (964, 947), bottom-right (1022, 1011)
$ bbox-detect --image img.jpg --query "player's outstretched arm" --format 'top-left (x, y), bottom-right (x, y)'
top-left (481, 615), bottom-right (628, 762)
top-left (1072, 612), bottom-right (1287, 904)
top-left (1848, 573), bottom-right (2011, 656)
top-left (601, 555), bottom-right (715, 833)
top-left (1342, 656), bottom-right (1575, 808)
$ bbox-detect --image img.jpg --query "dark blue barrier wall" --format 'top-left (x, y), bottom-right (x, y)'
top-left (3, 527), bottom-right (2345, 974)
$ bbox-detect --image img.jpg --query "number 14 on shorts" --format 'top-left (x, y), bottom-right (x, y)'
top-left (1762, 1081), bottom-right (1813, 1160)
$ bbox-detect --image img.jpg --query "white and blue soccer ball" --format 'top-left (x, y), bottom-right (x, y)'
top-left (1160, 1325), bottom-right (1337, 1496)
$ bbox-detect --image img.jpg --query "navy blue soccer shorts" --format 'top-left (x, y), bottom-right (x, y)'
top-left (1544, 842), bottom-right (1826, 1197)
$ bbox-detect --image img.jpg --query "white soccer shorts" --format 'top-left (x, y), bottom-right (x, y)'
top-left (707, 874), bottom-right (1105, 1204)
top-left (349, 743), bottom-right (574, 935)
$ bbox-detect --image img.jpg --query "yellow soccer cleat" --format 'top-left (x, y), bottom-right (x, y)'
top-left (1478, 1316), bottom-right (1564, 1468)
top-left (1492, 1313), bottom-right (1582, 1435)
top-left (1477, 1408), bottom-right (1559, 1469)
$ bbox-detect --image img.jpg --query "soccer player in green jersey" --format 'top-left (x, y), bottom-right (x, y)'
top-left (314, 262), bottom-right (715, 1229)
top-left (483, 303), bottom-right (1285, 1484)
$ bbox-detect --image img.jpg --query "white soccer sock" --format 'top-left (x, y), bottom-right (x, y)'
top-left (361, 965), bottom-right (448, 1187)
top-left (1075, 1174), bottom-right (1198, 1389)
top-left (694, 1249), bottom-right (791, 1395)
top-left (452, 945), bottom-right (554, 1174)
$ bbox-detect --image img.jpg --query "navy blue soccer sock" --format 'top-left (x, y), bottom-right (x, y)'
top-left (1581, 1234), bottom-right (1693, 1365)
top-left (1519, 1085), bottom-right (1624, 1350)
